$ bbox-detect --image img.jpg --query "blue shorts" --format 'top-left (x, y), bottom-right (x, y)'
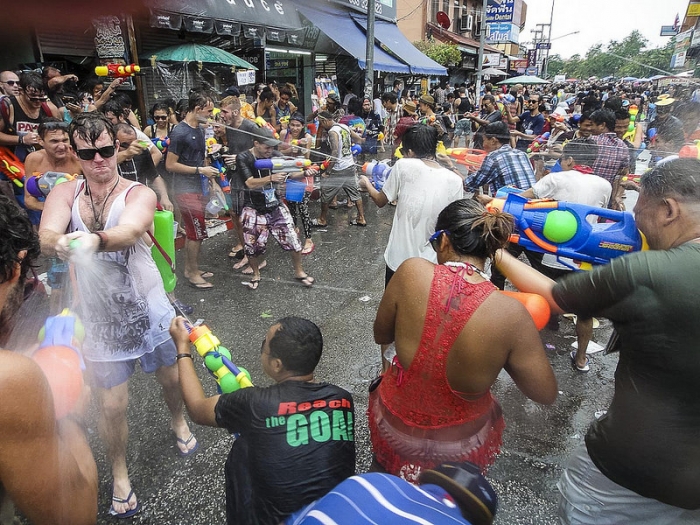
top-left (85, 338), bottom-right (177, 390)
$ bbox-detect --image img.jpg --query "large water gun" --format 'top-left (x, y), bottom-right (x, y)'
top-left (152, 136), bottom-right (169, 153)
top-left (527, 132), bottom-right (550, 154)
top-left (487, 193), bottom-right (647, 270)
top-left (27, 171), bottom-right (78, 198)
top-left (186, 323), bottom-right (253, 393)
top-left (254, 157), bottom-right (311, 173)
top-left (0, 147), bottom-right (25, 187)
top-left (623, 105), bottom-right (639, 142)
top-left (362, 160), bottom-right (391, 190)
top-left (95, 63), bottom-right (140, 78)
top-left (32, 309), bottom-right (85, 419)
top-left (205, 138), bottom-right (230, 194)
top-left (254, 116), bottom-right (280, 139)
top-left (445, 148), bottom-right (487, 172)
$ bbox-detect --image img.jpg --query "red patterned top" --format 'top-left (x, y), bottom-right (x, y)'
top-left (379, 264), bottom-right (499, 427)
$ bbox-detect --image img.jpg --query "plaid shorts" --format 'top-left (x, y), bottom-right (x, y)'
top-left (241, 204), bottom-right (302, 258)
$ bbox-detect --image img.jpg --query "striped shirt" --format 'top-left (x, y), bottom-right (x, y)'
top-left (465, 144), bottom-right (536, 195)
top-left (285, 473), bottom-right (474, 524)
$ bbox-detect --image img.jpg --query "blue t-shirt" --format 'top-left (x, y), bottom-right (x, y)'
top-left (516, 112), bottom-right (545, 150)
top-left (168, 121), bottom-right (206, 194)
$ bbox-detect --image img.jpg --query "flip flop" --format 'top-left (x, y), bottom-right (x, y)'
top-left (175, 433), bottom-right (199, 457)
top-left (310, 219), bottom-right (327, 228)
top-left (228, 248), bottom-right (244, 260)
top-left (349, 219), bottom-right (367, 227)
top-left (188, 279), bottom-right (213, 290)
top-left (109, 489), bottom-right (140, 519)
top-left (242, 278), bottom-right (261, 290)
top-left (295, 275), bottom-right (315, 287)
top-left (570, 351), bottom-right (590, 373)
top-left (302, 242), bottom-right (316, 256)
top-left (199, 271), bottom-right (214, 279)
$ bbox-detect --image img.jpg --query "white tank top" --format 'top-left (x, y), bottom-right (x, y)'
top-left (70, 181), bottom-right (174, 361)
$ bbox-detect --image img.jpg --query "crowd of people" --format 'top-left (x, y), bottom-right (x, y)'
top-left (0, 64), bottom-right (699, 525)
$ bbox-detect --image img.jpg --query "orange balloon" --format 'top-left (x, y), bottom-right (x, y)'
top-left (500, 291), bottom-right (551, 331)
top-left (33, 345), bottom-right (83, 419)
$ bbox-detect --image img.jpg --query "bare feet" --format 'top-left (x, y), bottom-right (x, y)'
top-left (233, 256), bottom-right (249, 270)
top-left (241, 260), bottom-right (266, 275)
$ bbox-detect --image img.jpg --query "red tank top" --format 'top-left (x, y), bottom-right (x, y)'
top-left (379, 264), bottom-right (497, 428)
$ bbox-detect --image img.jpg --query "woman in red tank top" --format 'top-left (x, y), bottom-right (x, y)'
top-left (368, 199), bottom-right (558, 482)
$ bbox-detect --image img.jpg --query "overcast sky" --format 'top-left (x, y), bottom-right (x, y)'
top-left (521, 0), bottom-right (690, 59)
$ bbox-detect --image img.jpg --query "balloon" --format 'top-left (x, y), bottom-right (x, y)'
top-left (33, 345), bottom-right (83, 419)
top-left (500, 291), bottom-right (551, 331)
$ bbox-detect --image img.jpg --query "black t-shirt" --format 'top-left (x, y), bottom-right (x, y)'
top-left (456, 96), bottom-right (473, 118)
top-left (215, 381), bottom-right (356, 525)
top-left (226, 119), bottom-right (258, 155)
top-left (236, 149), bottom-right (282, 214)
top-left (117, 151), bottom-right (158, 185)
top-left (168, 121), bottom-right (206, 194)
top-left (553, 244), bottom-right (700, 509)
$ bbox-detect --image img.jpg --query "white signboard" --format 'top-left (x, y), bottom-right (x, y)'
top-left (236, 70), bottom-right (256, 86)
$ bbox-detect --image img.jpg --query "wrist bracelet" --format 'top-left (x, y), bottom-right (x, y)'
top-left (18, 134), bottom-right (24, 145)
top-left (176, 353), bottom-right (193, 360)
top-left (94, 231), bottom-right (108, 251)
top-left (195, 166), bottom-right (200, 175)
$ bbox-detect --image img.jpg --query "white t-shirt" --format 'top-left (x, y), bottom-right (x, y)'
top-left (532, 169), bottom-right (612, 269)
top-left (381, 158), bottom-right (464, 271)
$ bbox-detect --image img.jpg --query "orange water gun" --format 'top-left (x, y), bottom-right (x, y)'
top-left (445, 148), bottom-right (487, 172)
top-left (95, 64), bottom-right (140, 78)
top-left (0, 147), bottom-right (25, 187)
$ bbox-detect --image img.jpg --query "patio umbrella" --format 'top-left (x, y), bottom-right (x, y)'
top-left (621, 76), bottom-right (638, 82)
top-left (481, 67), bottom-right (508, 76)
top-left (497, 74), bottom-right (550, 86)
top-left (143, 43), bottom-right (257, 69)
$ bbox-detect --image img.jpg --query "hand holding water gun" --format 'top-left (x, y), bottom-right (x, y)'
top-left (527, 132), bottom-right (550, 154)
top-left (254, 117), bottom-right (280, 139)
top-left (361, 160), bottom-right (391, 190)
top-left (95, 63), bottom-right (140, 78)
top-left (27, 171), bottom-right (79, 198)
top-left (254, 157), bottom-right (311, 173)
top-left (180, 321), bottom-right (253, 393)
top-left (0, 147), bottom-right (25, 187)
top-left (205, 138), bottom-right (230, 193)
top-left (623, 105), bottom-right (639, 142)
top-left (32, 309), bottom-right (86, 419)
top-left (445, 148), bottom-right (487, 172)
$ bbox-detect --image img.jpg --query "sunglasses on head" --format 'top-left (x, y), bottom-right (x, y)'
top-left (2, 80), bottom-right (18, 86)
top-left (428, 229), bottom-right (450, 251)
top-left (76, 145), bottom-right (116, 161)
top-left (41, 121), bottom-right (69, 132)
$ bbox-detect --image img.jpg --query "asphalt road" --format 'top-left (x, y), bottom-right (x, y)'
top-left (16, 192), bottom-right (620, 525)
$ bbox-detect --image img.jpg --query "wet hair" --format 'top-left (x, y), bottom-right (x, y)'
top-left (279, 87), bottom-right (293, 99)
top-left (150, 102), bottom-right (169, 117)
top-left (346, 96), bottom-right (362, 116)
top-left (614, 108), bottom-right (630, 121)
top-left (435, 199), bottom-right (513, 260)
top-left (289, 112), bottom-right (305, 125)
top-left (37, 117), bottom-right (68, 138)
top-left (0, 195), bottom-right (40, 284)
top-left (401, 124), bottom-right (438, 159)
top-left (589, 109), bottom-right (616, 132)
top-left (188, 91), bottom-right (213, 112)
top-left (640, 157), bottom-right (700, 202)
top-left (19, 72), bottom-right (44, 94)
top-left (259, 90), bottom-right (275, 104)
top-left (69, 112), bottom-right (115, 150)
top-left (112, 92), bottom-right (132, 109)
top-left (101, 99), bottom-right (126, 120)
top-left (268, 317), bottom-right (323, 375)
top-left (483, 121), bottom-right (511, 145)
top-left (562, 138), bottom-right (598, 167)
top-left (381, 92), bottom-right (397, 104)
top-left (114, 122), bottom-right (137, 139)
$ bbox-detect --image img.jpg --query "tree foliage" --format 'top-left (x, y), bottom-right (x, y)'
top-left (413, 38), bottom-right (462, 67)
top-left (545, 30), bottom-right (675, 79)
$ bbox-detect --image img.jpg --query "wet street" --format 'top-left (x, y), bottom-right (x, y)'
top-left (53, 191), bottom-right (620, 525)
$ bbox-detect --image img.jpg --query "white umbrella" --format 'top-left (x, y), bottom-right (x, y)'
top-left (481, 67), bottom-right (508, 77)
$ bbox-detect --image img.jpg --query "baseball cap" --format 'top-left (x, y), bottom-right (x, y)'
top-left (253, 127), bottom-right (279, 146)
top-left (420, 462), bottom-right (498, 525)
top-left (221, 85), bottom-right (240, 97)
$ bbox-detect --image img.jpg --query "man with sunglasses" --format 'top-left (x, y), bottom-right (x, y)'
top-left (39, 112), bottom-right (197, 519)
top-left (0, 71), bottom-right (20, 97)
top-left (0, 72), bottom-right (60, 162)
top-left (505, 94), bottom-right (545, 152)
top-left (0, 195), bottom-right (98, 525)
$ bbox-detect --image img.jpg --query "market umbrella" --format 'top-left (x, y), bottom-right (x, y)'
top-left (621, 76), bottom-right (638, 82)
top-left (497, 74), bottom-right (550, 86)
top-left (481, 67), bottom-right (508, 76)
top-left (143, 43), bottom-right (257, 69)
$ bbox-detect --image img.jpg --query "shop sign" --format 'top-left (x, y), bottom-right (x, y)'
top-left (485, 0), bottom-right (515, 23)
top-left (93, 16), bottom-right (126, 59)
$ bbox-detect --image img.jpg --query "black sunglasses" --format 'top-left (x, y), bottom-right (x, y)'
top-left (2, 80), bottom-right (18, 86)
top-left (154, 115), bottom-right (168, 120)
top-left (76, 145), bottom-right (116, 160)
top-left (40, 121), bottom-right (69, 132)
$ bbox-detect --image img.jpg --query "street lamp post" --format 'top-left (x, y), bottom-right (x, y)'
top-left (543, 0), bottom-right (555, 79)
top-left (474, 0), bottom-right (488, 109)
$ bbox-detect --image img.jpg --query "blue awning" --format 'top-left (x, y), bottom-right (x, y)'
top-left (352, 15), bottom-right (447, 76)
top-left (294, 2), bottom-right (410, 74)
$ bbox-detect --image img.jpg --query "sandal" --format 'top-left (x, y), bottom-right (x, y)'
top-left (310, 219), bottom-right (327, 228)
top-left (199, 271), bottom-right (214, 279)
top-left (295, 275), bottom-right (315, 287)
top-left (188, 279), bottom-right (213, 290)
top-left (302, 241), bottom-right (316, 255)
top-left (349, 219), bottom-right (367, 227)
top-left (570, 351), bottom-right (590, 372)
top-left (242, 278), bottom-right (261, 290)
top-left (109, 489), bottom-right (140, 519)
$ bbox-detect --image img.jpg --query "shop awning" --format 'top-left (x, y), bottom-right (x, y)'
top-left (294, 2), bottom-right (410, 74)
top-left (351, 15), bottom-right (447, 76)
top-left (148, 0), bottom-right (303, 30)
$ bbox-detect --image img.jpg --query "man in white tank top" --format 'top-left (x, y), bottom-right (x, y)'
top-left (38, 113), bottom-right (197, 519)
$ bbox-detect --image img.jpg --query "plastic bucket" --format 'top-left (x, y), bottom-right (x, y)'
top-left (285, 180), bottom-right (306, 202)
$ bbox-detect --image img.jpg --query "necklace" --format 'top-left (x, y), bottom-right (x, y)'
top-left (87, 177), bottom-right (120, 231)
top-left (444, 261), bottom-right (490, 280)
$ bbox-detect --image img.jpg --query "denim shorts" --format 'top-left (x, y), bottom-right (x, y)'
top-left (558, 444), bottom-right (700, 525)
top-left (85, 338), bottom-right (177, 390)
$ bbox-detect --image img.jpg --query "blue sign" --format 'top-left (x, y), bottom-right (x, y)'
top-left (486, 22), bottom-right (519, 43)
top-left (486, 0), bottom-right (515, 23)
top-left (526, 66), bottom-right (539, 76)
